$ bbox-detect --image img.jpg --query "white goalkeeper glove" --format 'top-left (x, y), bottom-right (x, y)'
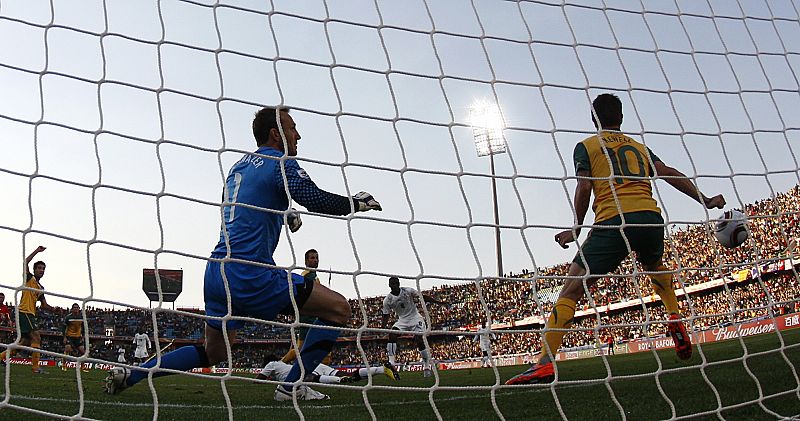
top-left (287, 208), bottom-right (302, 233)
top-left (353, 191), bottom-right (382, 212)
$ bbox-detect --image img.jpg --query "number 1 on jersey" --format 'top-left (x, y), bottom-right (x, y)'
top-left (223, 173), bottom-right (243, 223)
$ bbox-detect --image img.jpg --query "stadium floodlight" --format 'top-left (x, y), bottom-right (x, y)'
top-left (470, 100), bottom-right (507, 279)
top-left (470, 100), bottom-right (507, 157)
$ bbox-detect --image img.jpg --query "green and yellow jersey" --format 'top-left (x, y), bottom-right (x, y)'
top-left (18, 275), bottom-right (43, 316)
top-left (63, 313), bottom-right (85, 338)
top-left (574, 131), bottom-right (661, 223)
top-left (295, 269), bottom-right (320, 338)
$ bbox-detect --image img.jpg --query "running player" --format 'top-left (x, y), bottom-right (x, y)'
top-left (473, 322), bottom-right (496, 368)
top-left (133, 328), bottom-right (151, 366)
top-left (506, 93), bottom-right (726, 385)
top-left (382, 276), bottom-right (447, 378)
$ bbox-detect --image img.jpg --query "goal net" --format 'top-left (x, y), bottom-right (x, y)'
top-left (0, 0), bottom-right (799, 419)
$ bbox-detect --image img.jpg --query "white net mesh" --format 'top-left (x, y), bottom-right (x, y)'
top-left (0, 0), bottom-right (799, 419)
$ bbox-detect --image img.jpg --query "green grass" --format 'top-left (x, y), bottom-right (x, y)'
top-left (1, 329), bottom-right (799, 420)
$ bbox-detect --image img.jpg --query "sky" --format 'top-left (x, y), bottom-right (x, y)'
top-left (0, 0), bottom-right (799, 310)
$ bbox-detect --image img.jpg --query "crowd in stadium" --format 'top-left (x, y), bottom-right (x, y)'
top-left (1, 186), bottom-right (799, 368)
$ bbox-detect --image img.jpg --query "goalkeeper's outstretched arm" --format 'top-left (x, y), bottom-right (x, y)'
top-left (281, 159), bottom-right (381, 215)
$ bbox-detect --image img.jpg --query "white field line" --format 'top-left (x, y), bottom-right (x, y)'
top-left (5, 387), bottom-right (551, 411)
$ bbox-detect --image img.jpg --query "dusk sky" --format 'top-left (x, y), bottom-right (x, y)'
top-left (0, 0), bottom-right (798, 310)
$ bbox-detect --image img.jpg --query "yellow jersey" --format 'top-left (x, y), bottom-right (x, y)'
top-left (301, 269), bottom-right (319, 283)
top-left (574, 131), bottom-right (661, 223)
top-left (64, 313), bottom-right (84, 338)
top-left (19, 275), bottom-right (43, 315)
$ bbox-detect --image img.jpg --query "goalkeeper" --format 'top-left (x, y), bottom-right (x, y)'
top-left (105, 107), bottom-right (382, 402)
top-left (507, 93), bottom-right (725, 385)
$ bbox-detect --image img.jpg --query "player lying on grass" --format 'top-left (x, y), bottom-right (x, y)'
top-left (104, 107), bottom-right (382, 402)
top-left (257, 355), bottom-right (397, 386)
top-left (506, 93), bottom-right (726, 385)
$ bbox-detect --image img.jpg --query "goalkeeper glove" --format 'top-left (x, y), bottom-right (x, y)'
top-left (353, 191), bottom-right (382, 212)
top-left (287, 208), bottom-right (302, 233)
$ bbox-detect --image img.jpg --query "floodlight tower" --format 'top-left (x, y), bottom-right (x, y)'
top-left (470, 100), bottom-right (507, 279)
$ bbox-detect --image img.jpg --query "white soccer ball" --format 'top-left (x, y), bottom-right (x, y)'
top-left (714, 210), bottom-right (748, 249)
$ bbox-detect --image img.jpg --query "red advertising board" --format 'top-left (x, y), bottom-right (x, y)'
top-left (627, 313), bottom-right (798, 355)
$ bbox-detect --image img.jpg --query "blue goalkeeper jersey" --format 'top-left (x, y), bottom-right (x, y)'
top-left (211, 146), bottom-right (352, 263)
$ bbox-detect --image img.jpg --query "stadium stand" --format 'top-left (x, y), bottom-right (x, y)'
top-left (2, 186), bottom-right (799, 368)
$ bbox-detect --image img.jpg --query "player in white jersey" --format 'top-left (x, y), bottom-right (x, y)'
top-left (473, 322), bottom-right (496, 367)
top-left (133, 328), bottom-right (152, 365)
top-left (256, 356), bottom-right (397, 386)
top-left (117, 347), bottom-right (126, 364)
top-left (381, 276), bottom-right (447, 378)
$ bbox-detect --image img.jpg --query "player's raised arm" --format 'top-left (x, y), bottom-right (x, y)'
top-left (652, 161), bottom-right (725, 209)
top-left (24, 246), bottom-right (46, 277)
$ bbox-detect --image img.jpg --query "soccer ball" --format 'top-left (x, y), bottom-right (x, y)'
top-left (714, 210), bottom-right (748, 249)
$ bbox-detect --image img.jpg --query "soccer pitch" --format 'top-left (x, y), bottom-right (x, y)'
top-left (1, 328), bottom-right (799, 420)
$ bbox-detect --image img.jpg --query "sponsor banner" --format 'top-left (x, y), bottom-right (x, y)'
top-left (60, 361), bottom-right (94, 370)
top-left (5, 359), bottom-right (116, 370)
top-left (627, 337), bottom-right (677, 354)
top-left (628, 313), bottom-right (797, 354)
top-left (784, 314), bottom-right (800, 329)
top-left (555, 347), bottom-right (610, 361)
top-left (94, 363), bottom-right (118, 371)
top-left (440, 360), bottom-right (481, 370)
top-left (8, 358), bottom-right (57, 367)
top-left (189, 367), bottom-right (262, 374)
top-left (701, 318), bottom-right (777, 343)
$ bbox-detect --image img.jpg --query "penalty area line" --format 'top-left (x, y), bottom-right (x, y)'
top-left (7, 387), bottom-right (554, 411)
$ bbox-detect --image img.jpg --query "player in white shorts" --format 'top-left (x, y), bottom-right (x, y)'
top-left (473, 322), bottom-right (496, 367)
top-left (256, 355), bottom-right (397, 387)
top-left (381, 276), bottom-right (447, 378)
top-left (133, 328), bottom-right (152, 365)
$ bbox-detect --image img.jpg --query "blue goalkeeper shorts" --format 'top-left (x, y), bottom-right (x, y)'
top-left (203, 260), bottom-right (313, 331)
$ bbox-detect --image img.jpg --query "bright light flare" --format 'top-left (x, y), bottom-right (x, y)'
top-left (469, 100), bottom-right (506, 157)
